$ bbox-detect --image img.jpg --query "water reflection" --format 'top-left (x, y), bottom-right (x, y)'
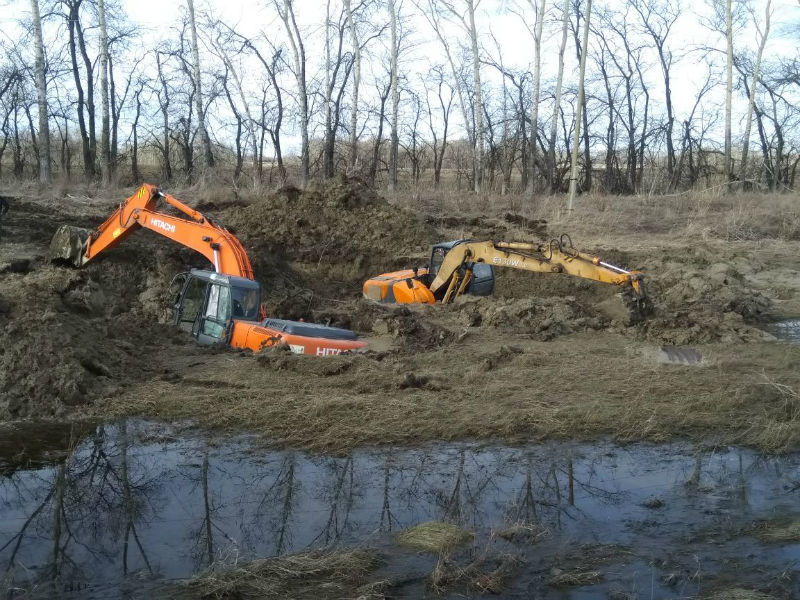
top-left (2, 420), bottom-right (800, 598)
top-left (769, 318), bottom-right (800, 344)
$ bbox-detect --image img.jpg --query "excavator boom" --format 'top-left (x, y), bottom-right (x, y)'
top-left (51, 183), bottom-right (254, 278)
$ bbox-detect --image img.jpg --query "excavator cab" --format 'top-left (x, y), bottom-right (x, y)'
top-left (172, 269), bottom-right (262, 345)
top-left (428, 241), bottom-right (495, 298)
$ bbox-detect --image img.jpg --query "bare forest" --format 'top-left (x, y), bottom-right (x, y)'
top-left (1, 0), bottom-right (798, 197)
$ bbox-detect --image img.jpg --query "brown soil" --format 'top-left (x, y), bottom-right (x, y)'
top-left (1, 182), bottom-right (800, 452)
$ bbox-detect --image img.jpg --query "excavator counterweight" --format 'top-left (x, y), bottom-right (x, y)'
top-left (50, 184), bottom-right (367, 356)
top-left (363, 237), bottom-right (653, 323)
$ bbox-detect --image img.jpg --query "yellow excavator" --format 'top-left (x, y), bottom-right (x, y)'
top-left (363, 236), bottom-right (652, 322)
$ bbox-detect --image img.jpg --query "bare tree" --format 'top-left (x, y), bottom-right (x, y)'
top-left (154, 49), bottom-right (172, 180)
top-left (63, 0), bottom-right (96, 178)
top-left (567, 0), bottom-right (592, 211)
top-left (275, 0), bottom-right (309, 187)
top-left (548, 0), bottom-right (570, 193)
top-left (211, 23), bottom-right (260, 186)
top-left (630, 0), bottom-right (680, 189)
top-left (440, 0), bottom-right (485, 193)
top-left (388, 0), bottom-right (399, 191)
top-left (29, 0), bottom-right (50, 183)
top-left (344, 0), bottom-right (360, 171)
top-left (322, 1), bottom-right (354, 179)
top-left (512, 0), bottom-right (546, 197)
top-left (423, 65), bottom-right (454, 189)
top-left (724, 0), bottom-right (733, 187)
top-left (187, 0), bottom-right (214, 170)
top-left (98, 0), bottom-right (110, 184)
top-left (739, 0), bottom-right (772, 187)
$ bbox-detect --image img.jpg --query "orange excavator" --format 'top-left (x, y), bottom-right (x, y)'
top-left (50, 183), bottom-right (366, 356)
top-left (363, 237), bottom-right (652, 322)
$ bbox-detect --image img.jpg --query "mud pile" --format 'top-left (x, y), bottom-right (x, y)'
top-left (456, 296), bottom-right (605, 341)
top-left (426, 213), bottom-right (548, 240)
top-left (638, 260), bottom-right (774, 344)
top-left (657, 262), bottom-right (772, 320)
top-left (0, 245), bottom-right (190, 419)
top-left (224, 177), bottom-right (437, 285)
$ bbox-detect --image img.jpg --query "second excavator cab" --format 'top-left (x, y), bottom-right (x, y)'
top-left (428, 241), bottom-right (495, 298)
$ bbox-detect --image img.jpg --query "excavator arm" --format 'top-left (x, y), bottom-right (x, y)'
top-left (429, 237), bottom-right (648, 306)
top-left (50, 183), bottom-right (254, 279)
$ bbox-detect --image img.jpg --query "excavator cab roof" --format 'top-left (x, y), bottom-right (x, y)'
top-left (188, 268), bottom-right (261, 291)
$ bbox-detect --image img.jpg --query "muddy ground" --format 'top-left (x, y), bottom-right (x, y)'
top-left (1, 180), bottom-right (800, 453)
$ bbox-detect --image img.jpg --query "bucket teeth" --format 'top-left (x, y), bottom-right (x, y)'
top-left (622, 286), bottom-right (654, 324)
top-left (49, 225), bottom-right (91, 267)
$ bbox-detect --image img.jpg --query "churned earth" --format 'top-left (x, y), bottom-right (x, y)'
top-left (1, 180), bottom-right (800, 452)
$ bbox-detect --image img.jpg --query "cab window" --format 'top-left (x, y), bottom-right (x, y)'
top-left (202, 284), bottom-right (231, 339)
top-left (181, 277), bottom-right (205, 325)
top-left (430, 247), bottom-right (447, 276)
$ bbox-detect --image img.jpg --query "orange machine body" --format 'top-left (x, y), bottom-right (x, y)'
top-left (362, 268), bottom-right (436, 304)
top-left (73, 184), bottom-right (366, 356)
top-left (230, 319), bottom-right (362, 356)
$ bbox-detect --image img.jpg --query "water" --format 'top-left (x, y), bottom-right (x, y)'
top-left (769, 319), bottom-right (800, 344)
top-left (2, 420), bottom-right (800, 598)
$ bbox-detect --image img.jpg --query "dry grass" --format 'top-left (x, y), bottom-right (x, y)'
top-left (395, 521), bottom-right (474, 553)
top-left (428, 551), bottom-right (519, 595)
top-left (703, 588), bottom-right (776, 600)
top-left (397, 190), bottom-right (800, 246)
top-left (548, 569), bottom-right (603, 586)
top-left (100, 333), bottom-right (800, 454)
top-left (162, 550), bottom-right (383, 600)
top-left (748, 519), bottom-right (800, 544)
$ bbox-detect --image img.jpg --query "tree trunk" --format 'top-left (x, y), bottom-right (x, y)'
top-left (739, 0), bottom-right (771, 188)
top-left (277, 0), bottom-right (308, 186)
top-left (30, 0), bottom-right (50, 184)
top-left (567, 0), bottom-right (592, 211)
top-left (131, 89), bottom-right (141, 182)
top-left (724, 0), bottom-right (733, 189)
top-left (187, 0), bottom-right (214, 170)
top-left (467, 0), bottom-right (484, 193)
top-left (388, 0), bottom-right (399, 192)
top-left (75, 10), bottom-right (96, 177)
top-left (527, 0), bottom-right (546, 198)
top-left (548, 0), bottom-right (570, 193)
top-left (345, 0), bottom-right (360, 171)
top-left (98, 0), bottom-right (110, 185)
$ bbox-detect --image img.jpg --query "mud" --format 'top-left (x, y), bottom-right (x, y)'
top-left (223, 177), bottom-right (437, 291)
top-left (1, 182), bottom-right (800, 452)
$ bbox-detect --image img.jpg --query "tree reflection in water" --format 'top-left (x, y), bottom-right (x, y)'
top-left (2, 419), bottom-right (800, 596)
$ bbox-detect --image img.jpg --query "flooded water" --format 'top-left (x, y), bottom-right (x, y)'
top-left (770, 319), bottom-right (800, 344)
top-left (2, 420), bottom-right (800, 599)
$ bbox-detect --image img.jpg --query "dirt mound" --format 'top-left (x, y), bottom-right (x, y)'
top-left (456, 296), bottom-right (605, 341)
top-left (657, 262), bottom-right (772, 320)
top-left (425, 213), bottom-right (547, 240)
top-left (0, 245), bottom-right (192, 418)
top-left (629, 259), bottom-right (775, 344)
top-left (369, 305), bottom-right (455, 349)
top-left (223, 177), bottom-right (437, 286)
top-left (636, 310), bottom-right (773, 345)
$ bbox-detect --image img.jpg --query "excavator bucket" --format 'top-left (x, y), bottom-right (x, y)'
top-left (595, 286), bottom-right (653, 325)
top-left (49, 225), bottom-right (91, 267)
